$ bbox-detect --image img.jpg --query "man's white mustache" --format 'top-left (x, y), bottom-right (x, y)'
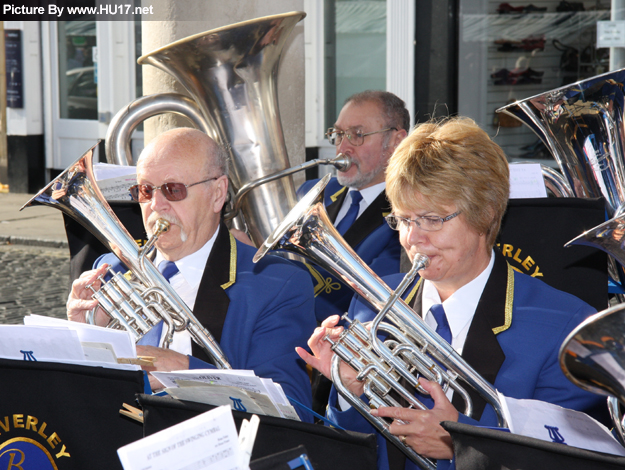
top-left (147, 212), bottom-right (187, 242)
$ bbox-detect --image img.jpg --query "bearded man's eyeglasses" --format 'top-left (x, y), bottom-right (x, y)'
top-left (325, 127), bottom-right (397, 146)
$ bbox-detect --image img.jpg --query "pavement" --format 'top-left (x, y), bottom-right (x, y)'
top-left (0, 192), bottom-right (68, 247)
top-left (0, 192), bottom-right (70, 324)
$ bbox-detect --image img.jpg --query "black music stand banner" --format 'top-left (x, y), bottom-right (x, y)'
top-left (442, 420), bottom-right (625, 470)
top-left (0, 358), bottom-right (144, 470)
top-left (498, 197), bottom-right (607, 311)
top-left (138, 394), bottom-right (378, 470)
top-left (250, 445), bottom-right (312, 470)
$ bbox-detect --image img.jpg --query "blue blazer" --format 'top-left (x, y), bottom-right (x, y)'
top-left (298, 177), bottom-right (401, 322)
top-left (326, 251), bottom-right (609, 469)
top-left (97, 223), bottom-right (316, 422)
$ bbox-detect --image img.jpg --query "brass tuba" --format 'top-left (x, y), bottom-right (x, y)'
top-left (105, 11), bottom-right (348, 247)
top-left (559, 304), bottom-right (625, 445)
top-left (254, 176), bottom-right (507, 470)
top-left (497, 69), bottom-right (625, 287)
top-left (21, 144), bottom-right (231, 369)
top-left (496, 68), bottom-right (625, 213)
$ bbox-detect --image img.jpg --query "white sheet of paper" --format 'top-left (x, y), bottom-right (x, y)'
top-left (117, 405), bottom-right (241, 470)
top-left (167, 382), bottom-right (282, 418)
top-left (0, 325), bottom-right (85, 362)
top-left (93, 162), bottom-right (137, 201)
top-left (152, 369), bottom-right (300, 420)
top-left (151, 370), bottom-right (271, 396)
top-left (500, 392), bottom-right (625, 456)
top-left (94, 162), bottom-right (138, 180)
top-left (509, 163), bottom-right (548, 199)
top-left (82, 344), bottom-right (118, 363)
top-left (24, 314), bottom-right (136, 358)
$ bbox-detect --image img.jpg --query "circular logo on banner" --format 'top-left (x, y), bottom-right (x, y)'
top-left (0, 438), bottom-right (58, 470)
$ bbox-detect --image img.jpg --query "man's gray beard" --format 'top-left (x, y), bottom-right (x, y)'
top-left (147, 212), bottom-right (187, 243)
top-left (337, 165), bottom-right (382, 189)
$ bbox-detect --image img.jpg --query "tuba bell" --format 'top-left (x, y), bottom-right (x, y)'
top-left (104, 11), bottom-right (348, 247)
top-left (497, 68), bottom-right (625, 288)
top-left (496, 67), bottom-right (625, 214)
top-left (254, 176), bottom-right (507, 470)
top-left (559, 303), bottom-right (625, 445)
top-left (21, 144), bottom-right (231, 369)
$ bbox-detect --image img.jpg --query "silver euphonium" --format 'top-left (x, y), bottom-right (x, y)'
top-left (104, 11), bottom-right (349, 247)
top-left (559, 304), bottom-right (625, 445)
top-left (21, 144), bottom-right (231, 369)
top-left (253, 176), bottom-right (507, 470)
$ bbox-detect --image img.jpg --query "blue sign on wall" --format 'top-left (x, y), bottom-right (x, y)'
top-left (5, 29), bottom-right (23, 109)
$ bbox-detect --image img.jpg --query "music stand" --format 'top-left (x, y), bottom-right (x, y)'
top-left (0, 358), bottom-right (144, 470)
top-left (138, 394), bottom-right (377, 470)
top-left (442, 420), bottom-right (625, 470)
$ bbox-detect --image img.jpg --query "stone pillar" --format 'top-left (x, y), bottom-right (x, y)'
top-left (140, 0), bottom-right (306, 171)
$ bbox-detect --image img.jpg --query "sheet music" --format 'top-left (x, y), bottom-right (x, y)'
top-left (93, 162), bottom-right (137, 201)
top-left (12, 317), bottom-right (140, 371)
top-left (0, 325), bottom-right (85, 362)
top-left (152, 369), bottom-right (300, 420)
top-left (24, 314), bottom-right (137, 358)
top-left (118, 405), bottom-right (242, 470)
top-left (499, 392), bottom-right (625, 456)
top-left (166, 381), bottom-right (283, 418)
top-left (509, 163), bottom-right (548, 199)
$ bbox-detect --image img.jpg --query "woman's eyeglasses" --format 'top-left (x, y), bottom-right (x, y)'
top-left (129, 177), bottom-right (218, 203)
top-left (385, 211), bottom-right (461, 232)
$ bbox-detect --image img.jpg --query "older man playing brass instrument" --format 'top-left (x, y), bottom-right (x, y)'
top-left (298, 117), bottom-right (609, 468)
top-left (67, 128), bottom-right (316, 422)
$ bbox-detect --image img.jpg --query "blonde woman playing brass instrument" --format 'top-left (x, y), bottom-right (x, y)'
top-left (297, 117), bottom-right (609, 469)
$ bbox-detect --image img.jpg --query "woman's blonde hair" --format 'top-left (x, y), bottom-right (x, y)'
top-left (385, 116), bottom-right (509, 248)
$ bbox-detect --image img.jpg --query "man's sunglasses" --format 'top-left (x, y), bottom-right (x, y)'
top-left (129, 177), bottom-right (218, 203)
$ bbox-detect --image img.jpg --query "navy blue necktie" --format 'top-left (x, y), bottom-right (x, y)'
top-left (335, 191), bottom-right (363, 235)
top-left (159, 260), bottom-right (179, 282)
top-left (430, 303), bottom-right (452, 345)
top-left (138, 260), bottom-right (179, 346)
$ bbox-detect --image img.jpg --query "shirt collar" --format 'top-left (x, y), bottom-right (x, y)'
top-left (349, 181), bottom-right (385, 207)
top-left (422, 250), bottom-right (495, 338)
top-left (154, 228), bottom-right (219, 288)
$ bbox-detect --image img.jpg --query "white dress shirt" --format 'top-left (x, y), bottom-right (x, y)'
top-left (421, 251), bottom-right (495, 401)
top-left (153, 228), bottom-right (219, 354)
top-left (421, 251), bottom-right (495, 355)
top-left (333, 181), bottom-right (386, 226)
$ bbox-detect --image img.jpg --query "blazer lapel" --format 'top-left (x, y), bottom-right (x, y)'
top-left (453, 251), bottom-right (508, 418)
top-left (190, 223), bottom-right (234, 364)
top-left (343, 190), bottom-right (391, 248)
top-left (326, 186), bottom-right (347, 223)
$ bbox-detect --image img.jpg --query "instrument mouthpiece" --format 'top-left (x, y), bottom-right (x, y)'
top-left (413, 253), bottom-right (430, 270)
top-left (333, 153), bottom-right (352, 172)
top-left (154, 219), bottom-right (170, 236)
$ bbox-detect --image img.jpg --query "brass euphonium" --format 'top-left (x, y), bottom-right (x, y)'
top-left (559, 304), bottom-right (625, 445)
top-left (254, 176), bottom-right (507, 470)
top-left (104, 11), bottom-right (349, 247)
top-left (21, 144), bottom-right (231, 369)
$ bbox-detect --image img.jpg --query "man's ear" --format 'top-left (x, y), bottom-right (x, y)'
top-left (392, 128), bottom-right (408, 150)
top-left (212, 175), bottom-right (229, 214)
